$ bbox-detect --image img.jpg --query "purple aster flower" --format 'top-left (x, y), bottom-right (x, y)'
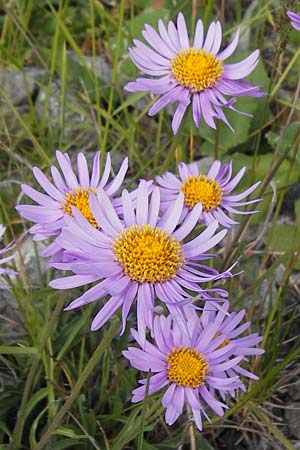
top-left (124, 12), bottom-right (265, 134)
top-left (287, 11), bottom-right (300, 31)
top-left (0, 225), bottom-right (17, 288)
top-left (156, 159), bottom-right (260, 228)
top-left (123, 312), bottom-right (263, 430)
top-left (201, 301), bottom-right (264, 398)
top-left (49, 181), bottom-right (232, 341)
top-left (16, 151), bottom-right (128, 263)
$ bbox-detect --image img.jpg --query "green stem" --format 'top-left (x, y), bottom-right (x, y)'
top-left (213, 124), bottom-right (219, 160)
top-left (223, 75), bottom-right (300, 270)
top-left (101, 0), bottom-right (125, 156)
top-left (9, 293), bottom-right (66, 450)
top-left (34, 317), bottom-right (120, 450)
top-left (137, 370), bottom-right (151, 450)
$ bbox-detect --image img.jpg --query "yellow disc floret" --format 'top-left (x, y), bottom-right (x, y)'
top-left (112, 224), bottom-right (185, 283)
top-left (63, 187), bottom-right (98, 228)
top-left (167, 346), bottom-right (209, 388)
top-left (180, 175), bottom-right (223, 211)
top-left (171, 49), bottom-right (224, 92)
top-left (214, 331), bottom-right (230, 349)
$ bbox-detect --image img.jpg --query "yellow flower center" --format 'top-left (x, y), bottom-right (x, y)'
top-left (214, 331), bottom-right (230, 349)
top-left (112, 224), bottom-right (185, 283)
top-left (180, 175), bottom-right (223, 211)
top-left (62, 187), bottom-right (98, 228)
top-left (167, 346), bottom-right (209, 388)
top-left (171, 49), bottom-right (224, 92)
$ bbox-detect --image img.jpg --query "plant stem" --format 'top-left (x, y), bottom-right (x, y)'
top-left (214, 124), bottom-right (219, 160)
top-left (186, 404), bottom-right (196, 450)
top-left (9, 293), bottom-right (66, 450)
top-left (223, 74), bottom-right (300, 269)
top-left (34, 317), bottom-right (120, 450)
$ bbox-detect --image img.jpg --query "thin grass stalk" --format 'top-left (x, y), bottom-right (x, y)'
top-left (137, 370), bottom-right (151, 450)
top-left (59, 41), bottom-right (68, 149)
top-left (223, 75), bottom-right (300, 269)
top-left (189, 127), bottom-right (194, 162)
top-left (100, 0), bottom-right (125, 156)
top-left (186, 404), bottom-right (196, 450)
top-left (209, 340), bottom-right (300, 425)
top-left (203, 0), bottom-right (214, 27)
top-left (214, 124), bottom-right (219, 160)
top-left (0, 87), bottom-right (51, 164)
top-left (271, 47), bottom-right (300, 98)
top-left (9, 293), bottom-right (66, 450)
top-left (3, 5), bottom-right (49, 72)
top-left (251, 403), bottom-right (296, 450)
top-left (90, 0), bottom-right (103, 149)
top-left (34, 317), bottom-right (120, 450)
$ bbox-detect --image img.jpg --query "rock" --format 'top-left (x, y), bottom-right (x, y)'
top-left (15, 236), bottom-right (47, 288)
top-left (83, 55), bottom-right (112, 85)
top-left (35, 81), bottom-right (94, 142)
top-left (280, 183), bottom-right (300, 219)
top-left (0, 67), bottom-right (44, 106)
top-left (285, 402), bottom-right (300, 439)
top-left (288, 380), bottom-right (300, 401)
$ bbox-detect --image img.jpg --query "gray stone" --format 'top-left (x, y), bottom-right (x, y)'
top-left (285, 402), bottom-right (300, 439)
top-left (288, 381), bottom-right (300, 401)
top-left (83, 55), bottom-right (112, 85)
top-left (14, 236), bottom-right (47, 288)
top-left (35, 81), bottom-right (91, 141)
top-left (0, 67), bottom-right (44, 106)
top-left (280, 183), bottom-right (300, 219)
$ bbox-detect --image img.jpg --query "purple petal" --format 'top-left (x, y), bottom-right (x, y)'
top-left (177, 13), bottom-right (190, 50)
top-left (136, 181), bottom-right (149, 225)
top-left (217, 29), bottom-right (240, 61)
top-left (158, 19), bottom-right (178, 53)
top-left (105, 156), bottom-right (128, 196)
top-left (77, 153), bottom-right (90, 187)
top-left (142, 24), bottom-right (176, 58)
top-left (211, 21), bottom-right (222, 55)
top-left (120, 283), bottom-right (138, 334)
top-left (122, 189), bottom-right (136, 227)
top-left (21, 184), bottom-right (59, 206)
top-left (56, 151), bottom-right (79, 189)
top-left (90, 151), bottom-right (101, 188)
top-left (203, 22), bottom-right (216, 52)
top-left (50, 274), bottom-right (99, 289)
top-left (223, 50), bottom-right (259, 80)
top-left (171, 101), bottom-right (189, 135)
top-left (33, 167), bottom-right (64, 201)
top-left (91, 296), bottom-right (124, 331)
top-left (193, 19), bottom-right (204, 49)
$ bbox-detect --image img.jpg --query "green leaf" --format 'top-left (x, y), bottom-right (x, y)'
top-left (53, 427), bottom-right (87, 439)
top-left (0, 346), bottom-right (38, 355)
top-left (45, 439), bottom-right (85, 450)
top-left (266, 122), bottom-right (300, 156)
top-left (0, 421), bottom-right (11, 439)
top-left (228, 152), bottom-right (299, 224)
top-left (200, 59), bottom-right (270, 154)
top-left (266, 224), bottom-right (300, 253)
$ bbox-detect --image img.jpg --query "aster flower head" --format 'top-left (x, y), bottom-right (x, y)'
top-left (16, 151), bottom-right (128, 263)
top-left (123, 311), bottom-right (263, 430)
top-left (0, 225), bottom-right (17, 288)
top-left (49, 181), bottom-right (232, 341)
top-left (201, 301), bottom-right (264, 397)
top-left (124, 12), bottom-right (266, 134)
top-left (287, 10), bottom-right (300, 31)
top-left (156, 159), bottom-right (260, 228)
